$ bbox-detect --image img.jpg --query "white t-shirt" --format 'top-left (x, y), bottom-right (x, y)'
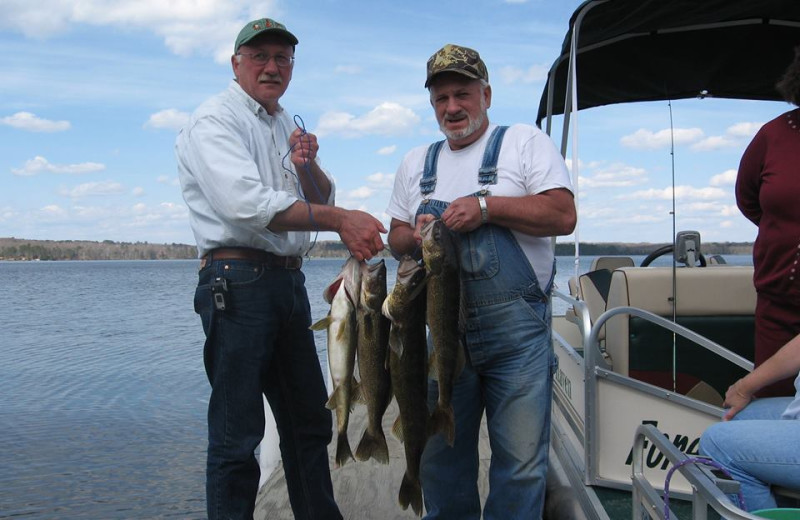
top-left (386, 123), bottom-right (573, 286)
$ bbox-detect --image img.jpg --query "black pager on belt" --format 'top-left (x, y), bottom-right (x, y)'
top-left (211, 277), bottom-right (228, 311)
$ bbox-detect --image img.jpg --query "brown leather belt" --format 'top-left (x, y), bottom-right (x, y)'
top-left (200, 247), bottom-right (302, 270)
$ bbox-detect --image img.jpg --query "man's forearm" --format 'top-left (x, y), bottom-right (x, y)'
top-left (267, 201), bottom-right (342, 233)
top-left (296, 161), bottom-right (332, 204)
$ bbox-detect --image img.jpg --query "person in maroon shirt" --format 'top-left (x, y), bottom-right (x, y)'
top-left (736, 45), bottom-right (800, 397)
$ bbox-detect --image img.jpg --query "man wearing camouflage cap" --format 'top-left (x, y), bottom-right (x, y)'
top-left (177, 17), bottom-right (386, 520)
top-left (387, 43), bottom-right (576, 519)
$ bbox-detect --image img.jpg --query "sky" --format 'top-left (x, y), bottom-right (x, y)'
top-left (0, 0), bottom-right (790, 249)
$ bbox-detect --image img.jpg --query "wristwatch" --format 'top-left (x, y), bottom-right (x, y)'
top-left (477, 196), bottom-right (489, 224)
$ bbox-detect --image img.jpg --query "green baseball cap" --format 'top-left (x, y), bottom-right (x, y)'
top-left (234, 18), bottom-right (298, 52)
top-left (425, 44), bottom-right (488, 88)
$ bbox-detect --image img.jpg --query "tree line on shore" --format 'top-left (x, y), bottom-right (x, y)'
top-left (0, 237), bottom-right (753, 262)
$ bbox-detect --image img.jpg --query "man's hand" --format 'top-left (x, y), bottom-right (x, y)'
top-left (338, 210), bottom-right (387, 261)
top-left (441, 196), bottom-right (483, 232)
top-left (413, 214), bottom-right (436, 243)
top-left (289, 128), bottom-right (319, 170)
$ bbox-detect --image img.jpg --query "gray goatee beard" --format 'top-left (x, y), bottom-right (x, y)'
top-left (440, 99), bottom-right (487, 142)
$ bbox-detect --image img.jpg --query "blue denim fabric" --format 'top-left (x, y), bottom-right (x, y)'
top-left (417, 199), bottom-right (556, 519)
top-left (700, 397), bottom-right (799, 511)
top-left (195, 259), bottom-right (341, 520)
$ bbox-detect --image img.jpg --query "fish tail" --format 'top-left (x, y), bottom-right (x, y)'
top-left (398, 473), bottom-right (423, 517)
top-left (355, 427), bottom-right (390, 464)
top-left (428, 404), bottom-right (455, 446)
top-left (335, 432), bottom-right (354, 468)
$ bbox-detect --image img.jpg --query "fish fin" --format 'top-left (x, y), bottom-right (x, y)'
top-left (325, 383), bottom-right (344, 410)
top-left (428, 404), bottom-right (455, 447)
top-left (309, 314), bottom-right (332, 331)
top-left (334, 432), bottom-right (354, 468)
top-left (398, 473), bottom-right (423, 517)
top-left (391, 416), bottom-right (404, 443)
top-left (381, 295), bottom-right (393, 321)
top-left (388, 329), bottom-right (404, 357)
top-left (354, 428), bottom-right (390, 464)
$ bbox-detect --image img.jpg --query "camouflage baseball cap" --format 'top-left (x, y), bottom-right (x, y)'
top-left (234, 18), bottom-right (298, 52)
top-left (425, 44), bottom-right (488, 88)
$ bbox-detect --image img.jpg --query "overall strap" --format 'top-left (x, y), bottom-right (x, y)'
top-left (477, 125), bottom-right (509, 188)
top-left (420, 140), bottom-right (445, 197)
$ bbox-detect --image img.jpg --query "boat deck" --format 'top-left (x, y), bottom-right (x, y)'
top-left (254, 399), bottom-right (490, 519)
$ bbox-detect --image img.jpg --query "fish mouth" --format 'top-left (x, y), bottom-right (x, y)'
top-left (363, 259), bottom-right (385, 274)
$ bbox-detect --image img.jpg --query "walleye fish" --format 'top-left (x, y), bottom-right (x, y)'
top-left (382, 255), bottom-right (429, 516)
top-left (421, 218), bottom-right (465, 447)
top-left (354, 259), bottom-right (392, 464)
top-left (310, 255), bottom-right (362, 467)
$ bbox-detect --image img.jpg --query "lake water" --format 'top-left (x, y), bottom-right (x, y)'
top-left (0, 254), bottom-right (751, 518)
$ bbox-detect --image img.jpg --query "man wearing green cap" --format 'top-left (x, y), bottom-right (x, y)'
top-left (386, 44), bottom-right (576, 519)
top-left (177, 17), bottom-right (385, 520)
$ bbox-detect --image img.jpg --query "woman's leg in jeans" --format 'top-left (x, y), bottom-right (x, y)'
top-left (700, 398), bottom-right (800, 511)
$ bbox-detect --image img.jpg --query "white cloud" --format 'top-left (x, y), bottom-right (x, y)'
top-left (12, 156), bottom-right (105, 176)
top-left (1, 112), bottom-right (71, 132)
top-left (497, 64), bottom-right (548, 84)
top-left (157, 175), bottom-right (180, 186)
top-left (727, 121), bottom-right (763, 138)
top-left (315, 102), bottom-right (421, 138)
top-left (132, 187), bottom-right (145, 196)
top-left (348, 187), bottom-right (374, 199)
top-left (691, 135), bottom-right (738, 151)
top-left (366, 172), bottom-right (395, 188)
top-left (692, 121), bottom-right (763, 151)
top-left (578, 163), bottom-right (648, 188)
top-left (40, 205), bottom-right (68, 219)
top-left (0, 1), bottom-right (280, 64)
top-left (621, 185), bottom-right (728, 201)
top-left (377, 145), bottom-right (397, 155)
top-left (620, 128), bottom-right (704, 149)
top-left (709, 169), bottom-right (737, 186)
top-left (145, 108), bottom-right (190, 131)
top-left (60, 181), bottom-right (126, 199)
top-left (720, 204), bottom-right (741, 217)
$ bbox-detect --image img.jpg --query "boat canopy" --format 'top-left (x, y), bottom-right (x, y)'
top-left (536, 0), bottom-right (800, 127)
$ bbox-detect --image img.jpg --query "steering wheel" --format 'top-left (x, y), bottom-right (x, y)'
top-left (640, 245), bottom-right (707, 267)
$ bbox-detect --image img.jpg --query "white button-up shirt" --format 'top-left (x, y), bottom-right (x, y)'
top-left (176, 80), bottom-right (335, 258)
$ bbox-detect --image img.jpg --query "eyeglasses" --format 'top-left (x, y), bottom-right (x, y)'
top-left (236, 52), bottom-right (295, 68)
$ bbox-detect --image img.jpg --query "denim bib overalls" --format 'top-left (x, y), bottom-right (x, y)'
top-left (416, 127), bottom-right (555, 520)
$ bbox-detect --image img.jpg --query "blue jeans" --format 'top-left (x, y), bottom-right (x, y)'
top-left (421, 295), bottom-right (554, 519)
top-left (700, 397), bottom-right (799, 511)
top-left (195, 259), bottom-right (341, 520)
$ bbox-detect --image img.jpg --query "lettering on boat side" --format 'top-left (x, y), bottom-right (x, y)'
top-left (554, 367), bottom-right (572, 400)
top-left (624, 420), bottom-right (700, 469)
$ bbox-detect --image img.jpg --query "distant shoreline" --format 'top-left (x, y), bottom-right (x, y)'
top-left (0, 237), bottom-right (753, 262)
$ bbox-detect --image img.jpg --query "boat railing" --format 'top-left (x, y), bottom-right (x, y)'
top-left (632, 424), bottom-right (765, 520)
top-left (587, 306), bottom-right (754, 374)
top-left (553, 287), bottom-right (592, 343)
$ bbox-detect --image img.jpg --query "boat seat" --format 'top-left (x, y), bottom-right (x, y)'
top-left (565, 257), bottom-right (635, 336)
top-left (590, 256), bottom-right (635, 271)
top-left (603, 266), bottom-right (756, 402)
